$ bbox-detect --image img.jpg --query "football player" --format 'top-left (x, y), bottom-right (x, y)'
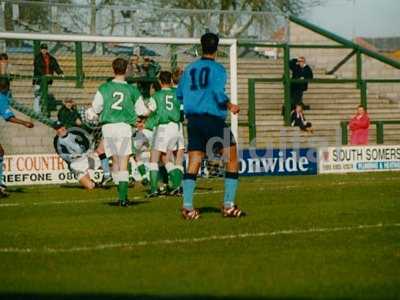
top-left (146, 71), bottom-right (185, 197)
top-left (53, 122), bottom-right (100, 190)
top-left (131, 96), bottom-right (158, 185)
top-left (169, 67), bottom-right (185, 195)
top-left (176, 33), bottom-right (244, 220)
top-left (87, 58), bottom-right (142, 206)
top-left (0, 77), bottom-right (34, 197)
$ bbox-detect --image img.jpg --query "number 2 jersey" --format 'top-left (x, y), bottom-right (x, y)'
top-left (93, 79), bottom-right (142, 125)
top-left (176, 57), bottom-right (229, 120)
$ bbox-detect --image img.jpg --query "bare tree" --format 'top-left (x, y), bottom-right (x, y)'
top-left (153, 0), bottom-right (323, 38)
top-left (3, 0), bottom-right (323, 40)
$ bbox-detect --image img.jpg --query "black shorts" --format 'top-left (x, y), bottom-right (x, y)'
top-left (186, 114), bottom-right (236, 154)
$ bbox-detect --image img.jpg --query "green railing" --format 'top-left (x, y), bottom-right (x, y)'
top-left (7, 74), bottom-right (160, 121)
top-left (37, 75), bottom-right (159, 117)
top-left (341, 120), bottom-right (400, 145)
top-left (243, 15), bottom-right (400, 143)
top-left (9, 98), bottom-right (55, 127)
top-left (247, 77), bottom-right (400, 143)
top-left (289, 16), bottom-right (400, 71)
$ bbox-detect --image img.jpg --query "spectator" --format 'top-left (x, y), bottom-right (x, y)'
top-left (142, 56), bottom-right (161, 78)
top-left (126, 54), bottom-right (146, 79)
top-left (141, 56), bottom-right (161, 98)
top-left (33, 43), bottom-right (64, 113)
top-left (57, 98), bottom-right (82, 128)
top-left (172, 67), bottom-right (183, 86)
top-left (291, 104), bottom-right (313, 133)
top-left (0, 53), bottom-right (13, 77)
top-left (289, 56), bottom-right (313, 110)
top-left (349, 105), bottom-right (370, 145)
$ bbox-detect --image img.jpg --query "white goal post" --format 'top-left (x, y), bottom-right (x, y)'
top-left (0, 32), bottom-right (239, 140)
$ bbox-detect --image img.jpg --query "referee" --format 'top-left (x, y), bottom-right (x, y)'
top-left (177, 33), bottom-right (244, 220)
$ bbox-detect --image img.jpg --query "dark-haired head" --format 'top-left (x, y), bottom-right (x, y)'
top-left (172, 68), bottom-right (182, 85)
top-left (201, 32), bottom-right (219, 55)
top-left (159, 71), bottom-right (172, 85)
top-left (112, 58), bottom-right (128, 75)
top-left (0, 53), bottom-right (8, 61)
top-left (357, 104), bottom-right (367, 114)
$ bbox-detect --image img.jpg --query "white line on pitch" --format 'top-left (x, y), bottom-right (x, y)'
top-left (0, 223), bottom-right (398, 254)
top-left (0, 190), bottom-right (223, 208)
top-left (0, 203), bottom-right (19, 207)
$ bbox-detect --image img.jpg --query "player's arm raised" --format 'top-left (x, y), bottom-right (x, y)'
top-left (7, 116), bottom-right (34, 128)
top-left (0, 100), bottom-right (33, 128)
top-left (86, 90), bottom-right (103, 121)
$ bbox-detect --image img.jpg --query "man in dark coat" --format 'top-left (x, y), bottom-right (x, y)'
top-left (33, 43), bottom-right (64, 113)
top-left (289, 56), bottom-right (313, 110)
top-left (57, 98), bottom-right (82, 129)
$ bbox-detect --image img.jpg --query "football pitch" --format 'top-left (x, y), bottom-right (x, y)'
top-left (0, 172), bottom-right (399, 300)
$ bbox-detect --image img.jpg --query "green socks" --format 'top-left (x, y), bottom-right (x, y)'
top-left (118, 181), bottom-right (129, 203)
top-left (169, 167), bottom-right (183, 190)
top-left (149, 163), bottom-right (159, 194)
top-left (113, 171), bottom-right (130, 205)
top-left (150, 170), bottom-right (159, 193)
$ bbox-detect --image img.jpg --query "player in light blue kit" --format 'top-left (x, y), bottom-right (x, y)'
top-left (0, 77), bottom-right (34, 196)
top-left (177, 33), bottom-right (244, 220)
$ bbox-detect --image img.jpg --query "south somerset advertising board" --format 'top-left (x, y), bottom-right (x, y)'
top-left (319, 145), bottom-right (400, 174)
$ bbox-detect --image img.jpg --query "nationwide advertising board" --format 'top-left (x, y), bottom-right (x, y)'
top-left (239, 148), bottom-right (318, 176)
top-left (319, 145), bottom-right (400, 174)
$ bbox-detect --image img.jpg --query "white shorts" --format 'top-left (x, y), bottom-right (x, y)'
top-left (102, 123), bottom-right (133, 157)
top-left (153, 122), bottom-right (185, 153)
top-left (70, 154), bottom-right (101, 180)
top-left (177, 124), bottom-right (185, 150)
top-left (133, 129), bottom-right (153, 153)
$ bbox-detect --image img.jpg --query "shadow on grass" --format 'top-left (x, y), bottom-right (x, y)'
top-left (199, 206), bottom-right (221, 214)
top-left (59, 184), bottom-right (85, 189)
top-left (105, 200), bottom-right (149, 207)
top-left (196, 186), bottom-right (214, 191)
top-left (59, 185), bottom-right (115, 190)
top-left (6, 187), bottom-right (26, 193)
top-left (0, 294), bottom-right (325, 300)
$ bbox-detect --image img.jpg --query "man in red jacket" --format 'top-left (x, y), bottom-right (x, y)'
top-left (32, 43), bottom-right (64, 113)
top-left (349, 105), bottom-right (370, 145)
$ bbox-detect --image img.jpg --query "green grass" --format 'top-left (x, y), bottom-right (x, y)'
top-left (0, 172), bottom-right (399, 299)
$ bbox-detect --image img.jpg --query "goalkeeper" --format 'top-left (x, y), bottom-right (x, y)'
top-left (53, 122), bottom-right (100, 190)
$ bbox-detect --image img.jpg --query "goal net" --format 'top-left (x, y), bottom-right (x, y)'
top-left (0, 32), bottom-right (238, 178)
top-left (0, 32), bottom-right (238, 142)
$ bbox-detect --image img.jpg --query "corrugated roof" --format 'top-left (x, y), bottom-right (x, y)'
top-left (362, 37), bottom-right (400, 52)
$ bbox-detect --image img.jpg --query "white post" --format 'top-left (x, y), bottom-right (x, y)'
top-left (0, 32), bottom-right (236, 46)
top-left (0, 3), bottom-right (5, 52)
top-left (229, 41), bottom-right (238, 144)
